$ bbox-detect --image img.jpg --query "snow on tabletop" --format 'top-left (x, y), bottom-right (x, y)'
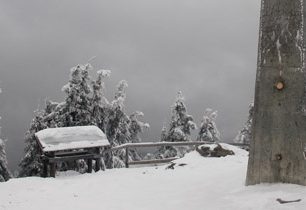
top-left (35, 126), bottom-right (110, 152)
top-left (1, 144), bottom-right (305, 210)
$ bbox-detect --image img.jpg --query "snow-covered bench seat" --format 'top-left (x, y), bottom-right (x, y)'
top-left (35, 126), bottom-right (110, 177)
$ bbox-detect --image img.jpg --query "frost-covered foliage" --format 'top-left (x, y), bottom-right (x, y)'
top-left (197, 108), bottom-right (220, 142)
top-left (91, 69), bottom-right (111, 130)
top-left (19, 63), bottom-right (149, 176)
top-left (0, 140), bottom-right (11, 182)
top-left (129, 111), bottom-right (150, 143)
top-left (163, 92), bottom-right (196, 142)
top-left (18, 111), bottom-right (47, 177)
top-left (60, 64), bottom-right (94, 127)
top-left (0, 91), bottom-right (11, 181)
top-left (105, 80), bottom-right (130, 146)
top-left (128, 111), bottom-right (150, 161)
top-left (234, 103), bottom-right (254, 145)
top-left (104, 81), bottom-right (149, 166)
top-left (160, 124), bottom-right (167, 142)
top-left (156, 92), bottom-right (196, 159)
top-left (0, 126), bottom-right (11, 182)
top-left (103, 81), bottom-right (131, 168)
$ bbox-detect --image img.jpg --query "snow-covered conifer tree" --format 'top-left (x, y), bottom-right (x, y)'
top-left (160, 124), bottom-right (167, 142)
top-left (0, 88), bottom-right (11, 181)
top-left (18, 110), bottom-right (47, 177)
top-left (234, 103), bottom-right (254, 145)
top-left (197, 108), bottom-right (220, 142)
top-left (128, 111), bottom-right (149, 160)
top-left (103, 80), bottom-right (131, 168)
top-left (61, 64), bottom-right (93, 127)
top-left (105, 80), bottom-right (130, 146)
top-left (91, 69), bottom-right (111, 130)
top-left (165, 91), bottom-right (196, 142)
top-left (103, 81), bottom-right (150, 167)
top-left (156, 92), bottom-right (196, 159)
top-left (0, 115), bottom-right (11, 182)
top-left (90, 70), bottom-right (112, 171)
top-left (0, 138), bottom-right (11, 182)
top-left (129, 111), bottom-right (149, 143)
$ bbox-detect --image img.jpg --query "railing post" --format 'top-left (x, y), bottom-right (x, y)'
top-left (125, 147), bottom-right (129, 168)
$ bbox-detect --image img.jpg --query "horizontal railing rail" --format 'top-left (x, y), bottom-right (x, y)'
top-left (111, 141), bottom-right (249, 168)
top-left (129, 157), bottom-right (179, 166)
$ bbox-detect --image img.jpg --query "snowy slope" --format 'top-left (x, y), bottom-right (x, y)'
top-left (0, 144), bottom-right (306, 210)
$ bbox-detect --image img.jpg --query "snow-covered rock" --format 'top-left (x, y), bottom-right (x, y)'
top-left (196, 143), bottom-right (234, 157)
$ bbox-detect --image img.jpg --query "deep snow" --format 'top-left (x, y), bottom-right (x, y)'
top-left (0, 144), bottom-right (306, 210)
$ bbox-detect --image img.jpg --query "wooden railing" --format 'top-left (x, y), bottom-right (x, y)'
top-left (111, 141), bottom-right (249, 168)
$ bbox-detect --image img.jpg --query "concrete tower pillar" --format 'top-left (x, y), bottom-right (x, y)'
top-left (246, 0), bottom-right (306, 185)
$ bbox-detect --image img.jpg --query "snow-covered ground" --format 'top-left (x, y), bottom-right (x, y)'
top-left (1, 144), bottom-right (306, 210)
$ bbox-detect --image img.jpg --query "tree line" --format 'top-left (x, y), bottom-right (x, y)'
top-left (0, 63), bottom-right (252, 181)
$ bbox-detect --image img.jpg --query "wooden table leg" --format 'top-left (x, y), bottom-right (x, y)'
top-left (87, 159), bottom-right (93, 173)
top-left (43, 159), bottom-right (48, 178)
top-left (50, 162), bottom-right (56, 178)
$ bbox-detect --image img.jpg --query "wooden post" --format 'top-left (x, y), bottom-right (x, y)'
top-left (125, 147), bottom-right (129, 168)
top-left (87, 159), bottom-right (93, 173)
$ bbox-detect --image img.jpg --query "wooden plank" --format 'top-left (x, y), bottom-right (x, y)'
top-left (54, 150), bottom-right (88, 157)
top-left (129, 157), bottom-right (178, 165)
top-left (47, 154), bottom-right (97, 163)
top-left (230, 143), bottom-right (250, 147)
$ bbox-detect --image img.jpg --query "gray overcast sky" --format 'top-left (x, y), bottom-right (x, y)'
top-left (0, 0), bottom-right (260, 170)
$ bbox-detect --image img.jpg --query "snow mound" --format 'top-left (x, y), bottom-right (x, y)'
top-left (176, 143), bottom-right (248, 163)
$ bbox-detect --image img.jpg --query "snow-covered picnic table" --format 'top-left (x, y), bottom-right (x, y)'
top-left (35, 126), bottom-right (110, 177)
